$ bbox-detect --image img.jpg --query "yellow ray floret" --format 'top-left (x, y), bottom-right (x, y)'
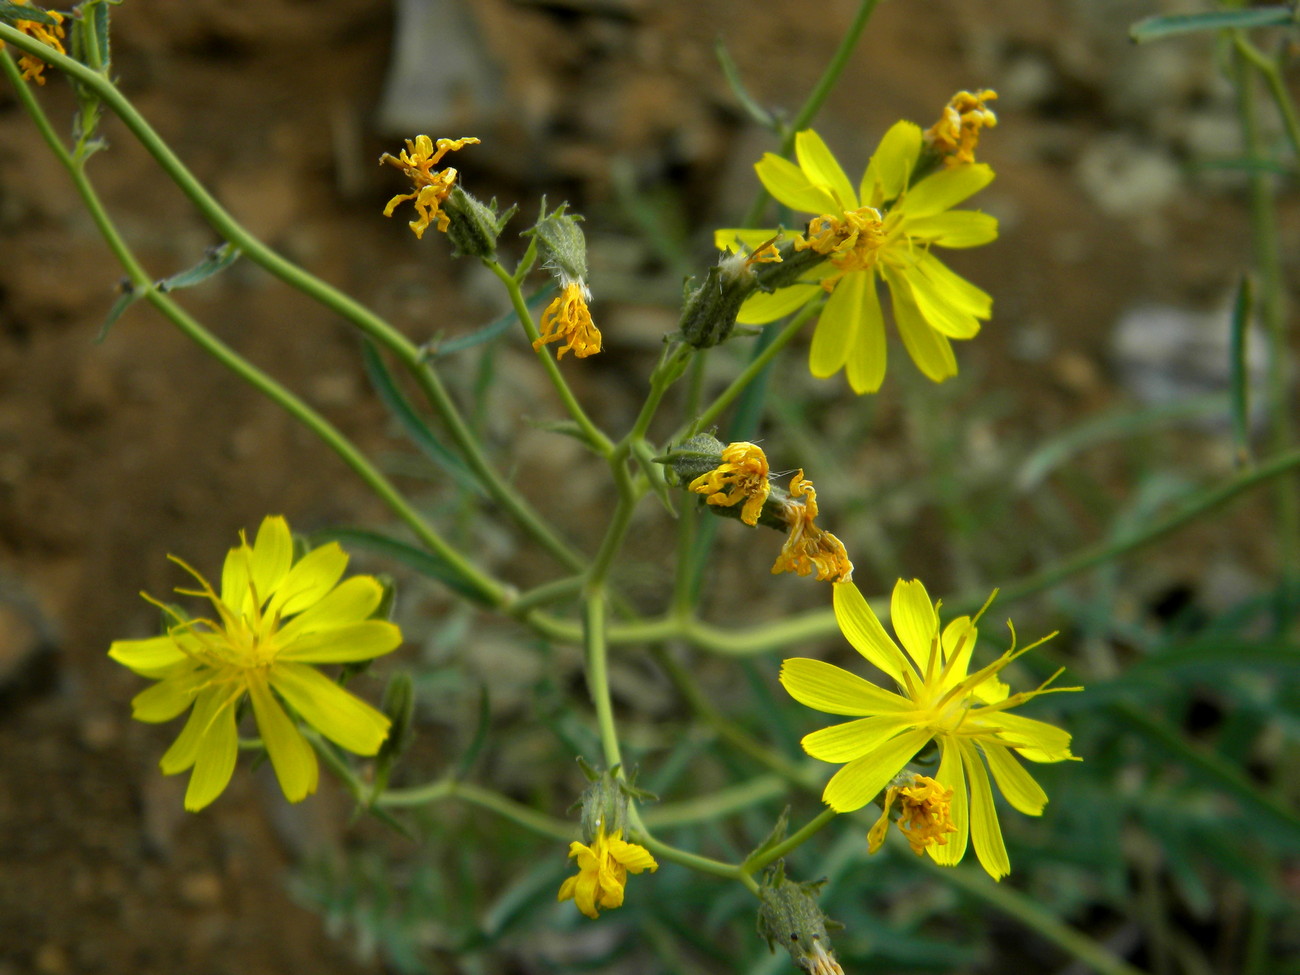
top-left (533, 279), bottom-right (602, 359)
top-left (771, 471), bottom-right (853, 583)
top-left (557, 826), bottom-right (658, 918)
top-left (380, 135), bottom-right (479, 239)
top-left (108, 516), bottom-right (402, 811)
top-left (688, 441), bottom-right (771, 526)
top-left (780, 578), bottom-right (1080, 880)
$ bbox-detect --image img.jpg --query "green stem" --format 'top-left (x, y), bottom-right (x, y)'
top-left (740, 0), bottom-right (883, 226)
top-left (0, 29), bottom-right (582, 577)
top-left (744, 807), bottom-right (839, 874)
top-left (680, 301), bottom-right (821, 441)
top-left (641, 774), bottom-right (787, 829)
top-left (484, 257), bottom-right (613, 456)
top-left (2, 49), bottom-right (506, 607)
top-left (584, 592), bottom-right (622, 769)
top-left (1232, 32), bottom-right (1300, 165)
top-left (1233, 36), bottom-right (1298, 594)
top-left (376, 777), bottom-right (574, 841)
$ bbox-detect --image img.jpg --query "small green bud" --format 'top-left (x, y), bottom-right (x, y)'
top-left (677, 253), bottom-right (760, 348)
top-left (442, 185), bottom-right (515, 259)
top-left (756, 863), bottom-right (845, 975)
top-left (525, 202), bottom-right (589, 284)
top-left (573, 762), bottom-right (656, 843)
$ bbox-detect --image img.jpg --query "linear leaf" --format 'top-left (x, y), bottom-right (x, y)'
top-left (156, 242), bottom-right (240, 292)
top-left (1130, 7), bottom-right (1295, 43)
top-left (313, 527), bottom-right (494, 606)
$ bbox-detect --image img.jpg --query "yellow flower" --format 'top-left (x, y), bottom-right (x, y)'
top-left (866, 773), bottom-right (957, 857)
top-left (108, 516), bottom-right (402, 811)
top-left (925, 89), bottom-right (998, 168)
top-left (3, 1), bottom-right (66, 85)
top-left (771, 471), bottom-right (853, 583)
top-left (533, 279), bottom-right (602, 359)
top-left (380, 135), bottom-right (479, 239)
top-left (557, 825), bottom-right (658, 918)
top-left (715, 122), bottom-right (998, 392)
top-left (688, 441), bottom-right (771, 526)
top-left (780, 579), bottom-right (1079, 879)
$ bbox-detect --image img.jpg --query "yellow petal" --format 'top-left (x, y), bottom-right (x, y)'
top-left (801, 714), bottom-right (915, 763)
top-left (736, 283), bottom-right (821, 325)
top-left (714, 227), bottom-right (782, 253)
top-left (913, 252), bottom-right (993, 319)
top-left (130, 668), bottom-right (203, 722)
top-left (884, 267), bottom-right (958, 382)
top-left (609, 838), bottom-right (658, 874)
top-left (808, 272), bottom-right (862, 377)
top-left (899, 163), bottom-right (994, 220)
top-left (890, 578), bottom-right (939, 673)
top-left (220, 541), bottom-right (252, 612)
top-left (928, 739), bottom-right (969, 866)
top-left (988, 712), bottom-right (1076, 762)
top-left (248, 676), bottom-right (319, 803)
top-left (108, 634), bottom-right (187, 678)
top-left (821, 727), bottom-right (932, 812)
top-left (860, 121), bottom-right (922, 206)
top-left (755, 152), bottom-right (840, 214)
top-left (277, 620), bottom-right (402, 664)
top-left (906, 260), bottom-right (983, 339)
top-left (161, 684), bottom-right (238, 775)
top-left (795, 130), bottom-right (858, 209)
top-left (939, 616), bottom-right (976, 683)
top-left (780, 657), bottom-right (911, 716)
top-left (574, 869), bottom-right (601, 918)
top-left (177, 688), bottom-right (240, 811)
top-left (962, 739), bottom-right (1009, 880)
top-left (275, 576), bottom-right (384, 642)
top-left (832, 581), bottom-right (911, 684)
top-left (267, 542), bottom-right (349, 619)
top-left (269, 661), bottom-right (390, 755)
top-left (250, 515), bottom-right (294, 607)
top-left (843, 277), bottom-right (887, 394)
top-left (981, 741), bottom-right (1048, 815)
top-left (905, 210), bottom-right (998, 248)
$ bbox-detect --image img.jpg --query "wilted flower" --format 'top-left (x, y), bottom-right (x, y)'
top-left (3, 1), bottom-right (65, 85)
top-left (689, 441), bottom-right (771, 526)
top-left (771, 471), bottom-right (853, 583)
top-left (380, 135), bottom-right (479, 239)
top-left (924, 89), bottom-right (998, 167)
top-left (557, 825), bottom-right (658, 918)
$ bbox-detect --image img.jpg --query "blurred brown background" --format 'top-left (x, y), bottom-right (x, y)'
top-left (0, 0), bottom-right (1282, 972)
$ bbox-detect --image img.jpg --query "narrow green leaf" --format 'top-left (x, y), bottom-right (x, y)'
top-left (454, 684), bottom-right (492, 780)
top-left (0, 2), bottom-right (58, 27)
top-left (1230, 275), bottom-right (1253, 463)
top-left (156, 242), bottom-right (241, 292)
top-left (313, 527), bottom-right (495, 606)
top-left (1130, 7), bottom-right (1295, 43)
top-left (359, 340), bottom-right (484, 496)
top-left (715, 38), bottom-right (775, 129)
top-left (429, 284), bottom-right (554, 358)
top-left (95, 285), bottom-right (139, 342)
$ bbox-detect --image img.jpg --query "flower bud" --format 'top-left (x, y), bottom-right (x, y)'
top-left (756, 863), bottom-right (845, 975)
top-left (527, 203), bottom-right (589, 283)
top-left (441, 185), bottom-right (515, 259)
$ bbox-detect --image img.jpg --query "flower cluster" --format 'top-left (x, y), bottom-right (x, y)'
top-left (380, 135), bottom-right (479, 239)
top-left (4, 0), bottom-right (65, 85)
top-left (108, 516), bottom-right (401, 811)
top-left (781, 578), bottom-right (1078, 879)
top-left (715, 92), bottom-right (999, 393)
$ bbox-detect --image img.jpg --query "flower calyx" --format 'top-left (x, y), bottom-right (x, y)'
top-left (756, 862), bottom-right (845, 975)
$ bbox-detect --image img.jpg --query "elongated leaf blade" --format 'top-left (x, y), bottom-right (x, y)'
top-left (314, 526), bottom-right (495, 605)
top-left (1131, 7), bottom-right (1295, 43)
top-left (156, 242), bottom-right (240, 292)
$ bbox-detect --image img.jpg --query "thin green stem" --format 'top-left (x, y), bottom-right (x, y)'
top-left (1232, 33), bottom-right (1300, 164)
top-left (1233, 36), bottom-right (1297, 592)
top-left (376, 777), bottom-right (574, 841)
top-left (641, 774), bottom-right (787, 829)
top-left (584, 592), bottom-right (622, 770)
top-left (0, 27), bottom-right (582, 576)
top-left (506, 575), bottom-right (586, 613)
top-left (740, 0), bottom-right (883, 226)
top-left (484, 257), bottom-right (613, 456)
top-left (680, 302), bottom-right (821, 441)
top-left (744, 807), bottom-right (839, 874)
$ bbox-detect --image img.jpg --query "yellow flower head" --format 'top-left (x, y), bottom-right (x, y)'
top-left (4, 1), bottom-right (66, 85)
top-left (533, 279), bottom-right (602, 359)
top-left (108, 516), bottom-right (402, 812)
top-left (557, 825), bottom-right (658, 919)
top-left (380, 135), bottom-right (479, 239)
top-left (867, 773), bottom-right (958, 857)
top-left (771, 471), bottom-right (853, 583)
top-left (715, 124), bottom-right (998, 392)
top-left (688, 441), bottom-right (771, 526)
top-left (780, 579), bottom-right (1080, 880)
top-left (925, 89), bottom-right (998, 168)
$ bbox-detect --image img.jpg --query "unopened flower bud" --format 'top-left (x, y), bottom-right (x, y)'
top-left (756, 863), bottom-right (845, 975)
top-left (528, 203), bottom-right (589, 283)
top-left (678, 237), bottom-right (781, 347)
top-left (441, 185), bottom-right (514, 259)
